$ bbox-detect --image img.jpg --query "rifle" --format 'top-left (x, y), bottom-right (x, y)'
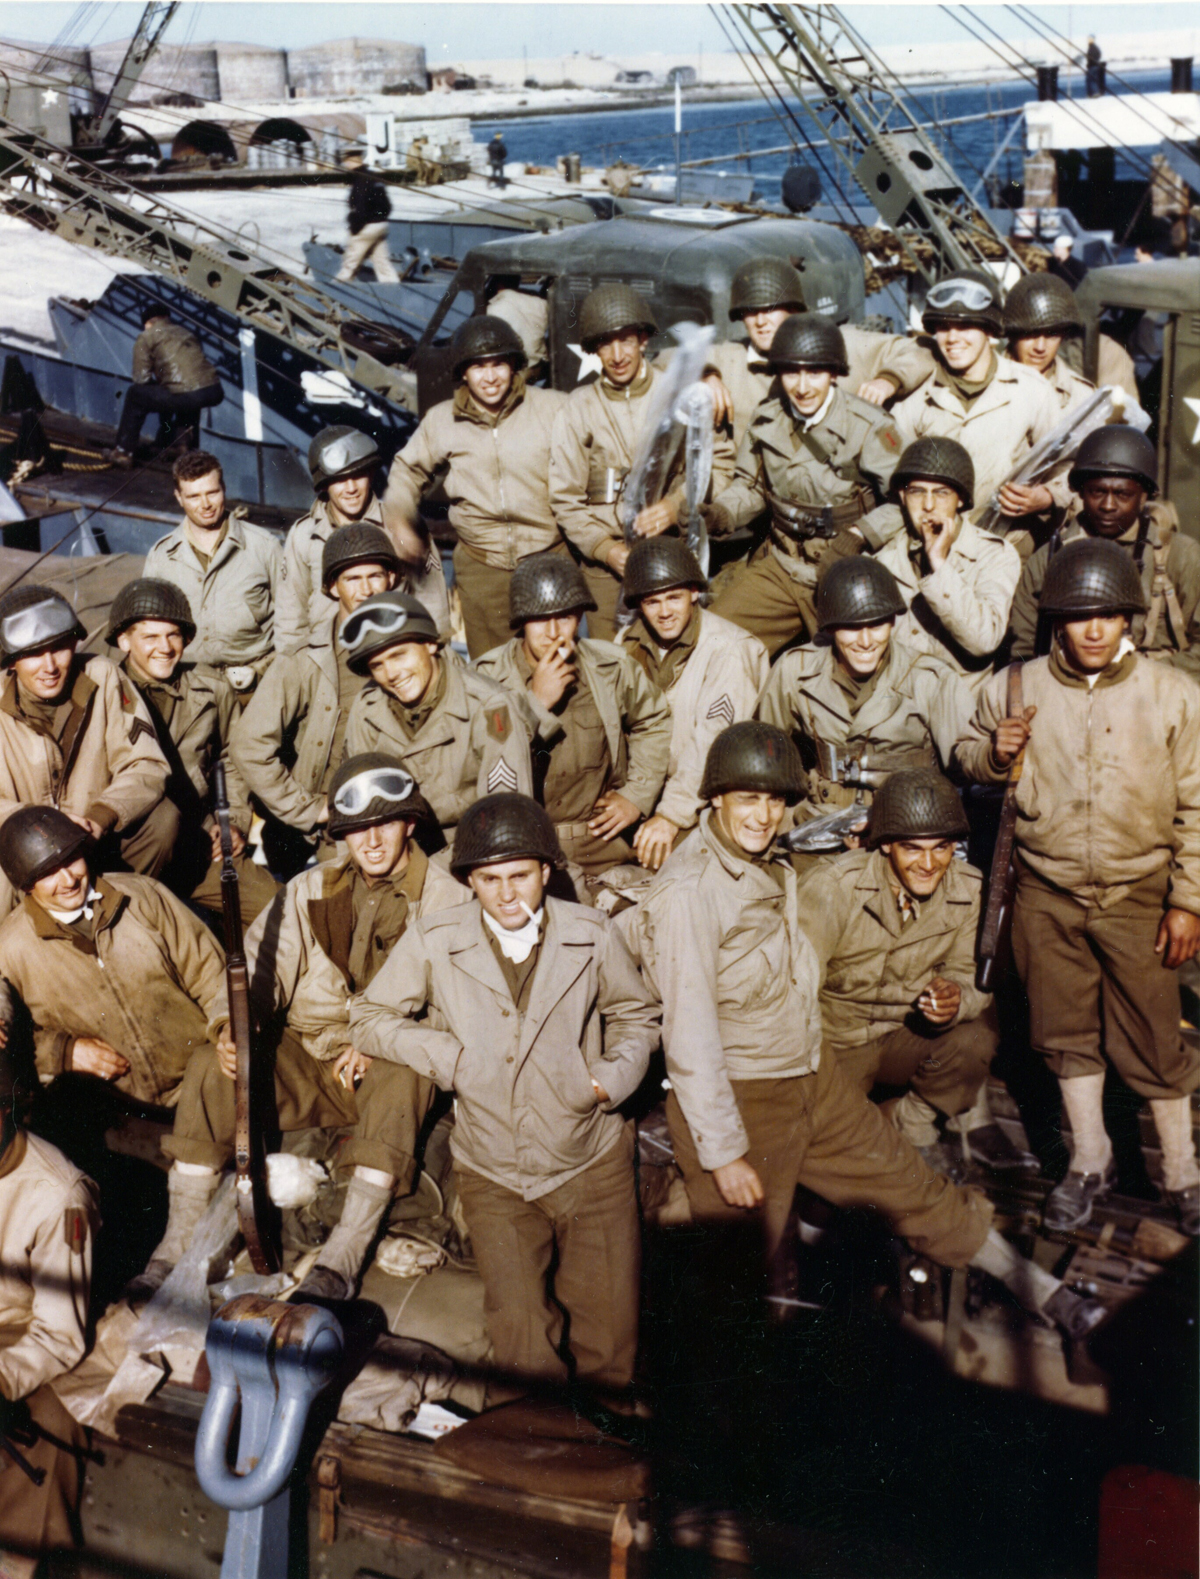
top-left (213, 763), bottom-right (279, 1275)
top-left (977, 664), bottom-right (1026, 993)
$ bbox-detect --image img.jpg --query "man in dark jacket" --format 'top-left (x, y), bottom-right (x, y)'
top-left (336, 151), bottom-right (398, 283)
top-left (109, 304), bottom-right (224, 468)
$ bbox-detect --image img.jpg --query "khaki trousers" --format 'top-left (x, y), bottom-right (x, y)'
top-left (667, 1055), bottom-right (994, 1268)
top-left (1012, 864), bottom-right (1200, 1099)
top-left (833, 1006), bottom-right (999, 1118)
top-left (186, 847), bottom-right (280, 931)
top-left (556, 821), bottom-right (635, 879)
top-left (455, 1126), bottom-right (640, 1390)
top-left (0, 1384), bottom-right (85, 1566)
top-left (580, 557), bottom-right (622, 642)
top-left (710, 542), bottom-right (818, 658)
top-left (107, 796), bottom-right (180, 879)
top-left (336, 222), bottom-right (399, 284)
top-left (452, 545), bottom-right (514, 660)
top-left (163, 1031), bottom-right (435, 1185)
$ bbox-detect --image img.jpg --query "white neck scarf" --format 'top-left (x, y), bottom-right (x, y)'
top-left (48, 886), bottom-right (101, 926)
top-left (483, 905), bottom-right (543, 964)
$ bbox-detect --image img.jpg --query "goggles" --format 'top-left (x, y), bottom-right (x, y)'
top-left (332, 766), bottom-right (417, 818)
top-left (0, 597), bottom-right (79, 655)
top-left (340, 602), bottom-right (410, 654)
top-left (320, 435), bottom-right (373, 474)
top-left (925, 277), bottom-right (997, 314)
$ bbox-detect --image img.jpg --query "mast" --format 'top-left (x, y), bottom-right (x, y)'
top-left (78, 2), bottom-right (182, 148)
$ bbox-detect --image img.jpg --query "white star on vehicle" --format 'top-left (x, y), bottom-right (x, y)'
top-left (41, 90), bottom-right (59, 106)
top-left (568, 344), bottom-right (603, 380)
top-left (1185, 396), bottom-right (1200, 444)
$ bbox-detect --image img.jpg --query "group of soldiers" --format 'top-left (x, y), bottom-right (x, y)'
top-left (2, 252), bottom-right (1197, 1565)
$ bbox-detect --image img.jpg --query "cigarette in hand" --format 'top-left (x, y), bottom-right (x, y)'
top-left (557, 644), bottom-right (570, 660)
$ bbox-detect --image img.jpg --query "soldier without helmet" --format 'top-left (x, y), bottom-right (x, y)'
top-left (549, 284), bottom-right (735, 641)
top-left (706, 313), bottom-right (906, 657)
top-left (956, 537), bottom-right (1200, 1235)
top-left (0, 584), bottom-right (170, 917)
top-left (351, 793), bottom-right (660, 1396)
top-left (1009, 425), bottom-right (1200, 678)
top-left (875, 436), bottom-right (1022, 691)
top-left (383, 316), bottom-right (566, 658)
top-left (477, 554), bottom-right (671, 878)
top-left (618, 537), bottom-right (768, 872)
top-left (343, 591), bottom-right (532, 834)
top-left (107, 578), bottom-right (277, 926)
top-left (756, 557), bottom-right (975, 837)
top-left (630, 722), bottom-right (1106, 1341)
top-left (276, 425), bottom-right (448, 658)
top-left (132, 756), bottom-right (467, 1305)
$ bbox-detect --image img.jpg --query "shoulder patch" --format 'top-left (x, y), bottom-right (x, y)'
top-left (879, 424), bottom-right (902, 453)
top-left (64, 1205), bottom-right (88, 1254)
top-left (487, 706), bottom-right (511, 743)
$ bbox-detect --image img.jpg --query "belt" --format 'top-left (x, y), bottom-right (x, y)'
top-left (767, 487), bottom-right (873, 551)
top-left (812, 739), bottom-right (934, 790)
top-left (554, 820), bottom-right (595, 840)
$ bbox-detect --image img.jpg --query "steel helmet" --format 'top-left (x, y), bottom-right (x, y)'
top-left (320, 524), bottom-right (403, 593)
top-left (922, 270), bottom-right (1004, 336)
top-left (308, 426), bottom-right (380, 492)
top-left (508, 554), bottom-right (595, 627)
top-left (449, 315), bottom-right (526, 379)
top-left (728, 257), bottom-right (806, 320)
top-left (325, 752), bottom-right (437, 840)
top-left (891, 436), bottom-right (976, 509)
top-left (0, 805), bottom-right (93, 892)
top-left (339, 591), bottom-right (441, 675)
top-left (766, 313), bottom-right (849, 375)
top-left (1039, 537), bottom-right (1147, 620)
top-left (106, 578), bottom-right (196, 645)
top-left (1003, 272), bottom-right (1084, 338)
top-left (700, 721), bottom-right (806, 804)
top-left (1067, 425), bottom-right (1159, 498)
top-left (450, 792), bottom-right (564, 875)
top-left (577, 284), bottom-right (657, 352)
top-left (867, 769), bottom-right (970, 848)
top-left (0, 585), bottom-right (86, 666)
top-left (623, 537), bottom-right (707, 603)
top-left (817, 557), bottom-right (907, 630)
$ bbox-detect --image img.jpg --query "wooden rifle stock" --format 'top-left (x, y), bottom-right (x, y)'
top-left (212, 763), bottom-right (279, 1274)
top-left (977, 664), bottom-right (1026, 994)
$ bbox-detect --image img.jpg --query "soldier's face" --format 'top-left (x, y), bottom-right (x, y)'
top-left (1059, 614), bottom-right (1129, 672)
top-left (711, 791), bottom-right (786, 854)
top-left (174, 470), bottom-right (226, 531)
top-left (468, 857), bottom-right (549, 930)
top-left (463, 358), bottom-right (515, 410)
top-left (901, 481), bottom-right (961, 535)
top-left (29, 856), bottom-right (90, 914)
top-left (523, 613), bottom-right (581, 664)
top-left (832, 621), bottom-right (893, 677)
top-left (1012, 332), bottom-right (1064, 374)
top-left (639, 587), bottom-right (700, 645)
top-left (780, 367), bottom-right (835, 417)
top-left (596, 330), bottom-right (649, 387)
top-left (1080, 477), bottom-right (1146, 539)
top-left (334, 563), bottom-right (396, 615)
top-left (368, 640), bottom-right (439, 705)
top-left (344, 817), bottom-right (413, 880)
top-left (11, 643), bottom-right (76, 700)
top-left (743, 307), bottom-right (791, 355)
top-left (326, 472), bottom-right (374, 521)
top-left (117, 619), bottom-right (184, 681)
top-left (933, 326), bottom-right (991, 376)
top-left (882, 838), bottom-right (957, 899)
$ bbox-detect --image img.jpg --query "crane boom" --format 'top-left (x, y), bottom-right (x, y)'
top-left (82, 1), bottom-right (182, 147)
top-left (727, 4), bottom-right (1028, 285)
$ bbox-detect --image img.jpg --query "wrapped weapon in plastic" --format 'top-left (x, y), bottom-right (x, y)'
top-left (617, 321), bottom-right (715, 538)
top-left (682, 382), bottom-right (715, 577)
top-left (781, 802), bottom-right (870, 854)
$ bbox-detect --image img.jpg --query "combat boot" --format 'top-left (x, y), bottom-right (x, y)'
top-left (124, 1165), bottom-right (220, 1304)
top-left (292, 1171), bottom-right (393, 1304)
top-left (1044, 1163), bottom-right (1116, 1232)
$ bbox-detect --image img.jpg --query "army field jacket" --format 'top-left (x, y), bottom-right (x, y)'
top-left (143, 514), bottom-right (282, 668)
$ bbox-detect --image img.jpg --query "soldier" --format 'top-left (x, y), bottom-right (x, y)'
top-left (890, 270), bottom-right (1068, 542)
top-left (383, 316), bottom-right (565, 658)
top-left (335, 149), bottom-right (397, 283)
top-left (107, 302), bottom-right (224, 470)
top-left (695, 256), bottom-right (933, 446)
top-left (0, 584), bottom-right (170, 915)
top-left (1002, 272), bottom-right (1096, 414)
top-left (1009, 425), bottom-right (1200, 677)
top-left (0, 1039), bottom-right (99, 1577)
top-left (629, 722), bottom-right (1104, 1336)
top-left (707, 314), bottom-right (905, 657)
top-left (0, 807), bottom-right (226, 1108)
top-left (133, 756), bottom-right (467, 1303)
top-left (956, 538), bottom-right (1200, 1234)
top-left (107, 578), bottom-right (276, 926)
top-left (232, 525), bottom-right (403, 861)
top-left (549, 283), bottom-right (734, 641)
top-left (276, 426), bottom-right (448, 657)
top-left (143, 452), bottom-right (281, 690)
top-left (618, 537), bottom-right (768, 871)
top-left (795, 770), bottom-right (1033, 1173)
top-left (756, 558), bottom-right (975, 826)
top-left (342, 591), bottom-right (532, 834)
top-left (479, 555), bottom-right (670, 877)
top-left (350, 794), bottom-right (660, 1394)
top-left (875, 437), bottom-right (1021, 689)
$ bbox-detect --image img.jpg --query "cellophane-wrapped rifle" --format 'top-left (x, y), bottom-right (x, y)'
top-left (977, 663), bottom-right (1026, 993)
top-left (213, 763), bottom-right (279, 1274)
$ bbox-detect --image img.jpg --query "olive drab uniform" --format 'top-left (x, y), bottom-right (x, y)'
top-left (708, 385), bottom-right (905, 656)
top-left (344, 650), bottom-right (532, 834)
top-left (756, 637), bottom-right (976, 818)
top-left (477, 637), bottom-right (671, 875)
top-left (0, 1130), bottom-right (98, 1567)
top-left (1008, 505), bottom-right (1200, 679)
top-left (1040, 353), bottom-right (1097, 415)
top-left (143, 512), bottom-right (282, 673)
top-left (548, 366), bottom-right (736, 641)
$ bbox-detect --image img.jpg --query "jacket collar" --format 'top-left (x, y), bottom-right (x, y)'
top-left (853, 849), bottom-right (967, 937)
top-left (697, 807), bottom-right (790, 893)
top-left (24, 876), bottom-right (127, 942)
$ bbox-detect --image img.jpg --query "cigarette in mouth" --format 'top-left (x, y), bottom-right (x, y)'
top-left (518, 899), bottom-right (538, 923)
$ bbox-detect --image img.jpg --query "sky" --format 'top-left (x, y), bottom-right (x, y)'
top-left (0, 2), bottom-right (1195, 60)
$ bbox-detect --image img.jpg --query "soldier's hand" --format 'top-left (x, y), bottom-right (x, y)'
top-left (209, 824), bottom-right (246, 861)
top-left (334, 1046), bottom-right (373, 1089)
top-left (992, 706), bottom-right (1037, 768)
top-left (816, 526), bottom-right (864, 579)
top-left (215, 1027), bottom-right (238, 1081)
top-left (633, 815), bottom-right (679, 871)
top-left (633, 499), bottom-right (677, 539)
top-left (605, 541), bottom-right (631, 576)
top-left (589, 791), bottom-right (640, 842)
top-left (703, 372), bottom-right (734, 429)
top-left (916, 976), bottom-right (961, 1026)
top-left (1155, 907), bottom-right (1200, 969)
top-left (590, 1076), bottom-right (610, 1104)
top-left (529, 642), bottom-right (577, 710)
top-left (856, 377), bottom-right (894, 406)
top-left (712, 1156), bottom-right (765, 1210)
top-left (998, 482), bottom-right (1054, 517)
top-left (65, 813), bottom-right (104, 840)
top-left (70, 1037), bottom-right (130, 1081)
top-left (917, 517), bottom-right (953, 571)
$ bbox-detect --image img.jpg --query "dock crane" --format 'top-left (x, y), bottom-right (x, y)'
top-left (72, 0), bottom-right (181, 152)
